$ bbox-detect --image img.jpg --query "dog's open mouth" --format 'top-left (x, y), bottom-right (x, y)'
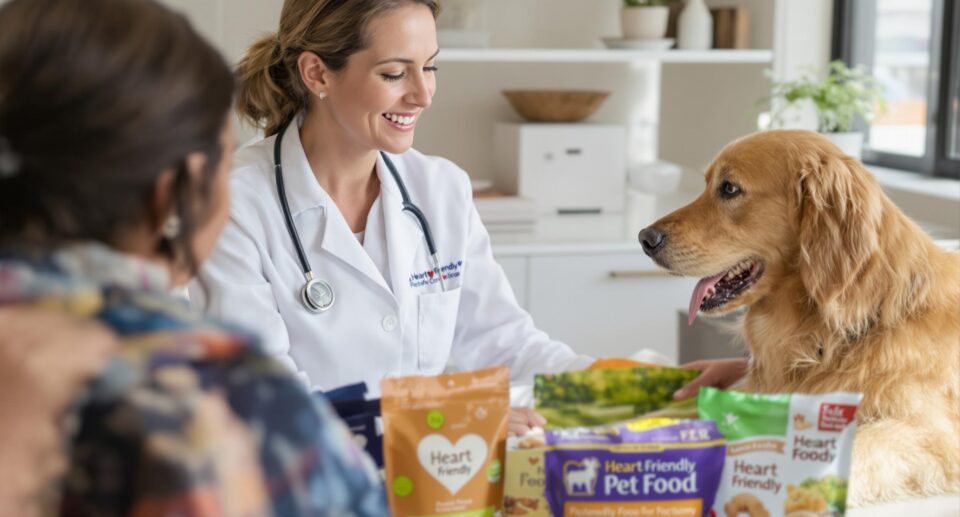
top-left (688, 258), bottom-right (764, 324)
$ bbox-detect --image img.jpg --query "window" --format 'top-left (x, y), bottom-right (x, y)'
top-left (833, 0), bottom-right (960, 177)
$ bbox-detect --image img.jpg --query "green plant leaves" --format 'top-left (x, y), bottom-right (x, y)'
top-left (760, 59), bottom-right (886, 133)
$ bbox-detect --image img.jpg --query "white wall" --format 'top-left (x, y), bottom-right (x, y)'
top-left (160, 0), bottom-right (663, 174)
top-left (660, 0), bottom-right (833, 174)
top-left (158, 0), bottom-right (834, 178)
top-left (160, 0), bottom-right (283, 65)
top-left (418, 61), bottom-right (662, 180)
top-left (766, 0), bottom-right (834, 132)
top-left (424, 0), bottom-right (779, 180)
top-left (772, 0), bottom-right (834, 83)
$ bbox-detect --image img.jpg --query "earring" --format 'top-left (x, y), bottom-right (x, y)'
top-left (318, 91), bottom-right (327, 100)
top-left (161, 214), bottom-right (181, 239)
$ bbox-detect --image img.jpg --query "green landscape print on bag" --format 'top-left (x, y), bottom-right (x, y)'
top-left (534, 367), bottom-right (699, 428)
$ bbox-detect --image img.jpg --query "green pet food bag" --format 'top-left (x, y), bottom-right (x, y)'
top-left (698, 388), bottom-right (863, 517)
top-left (534, 366), bottom-right (699, 428)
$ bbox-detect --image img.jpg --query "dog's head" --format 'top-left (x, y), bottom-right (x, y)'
top-left (640, 130), bottom-right (884, 327)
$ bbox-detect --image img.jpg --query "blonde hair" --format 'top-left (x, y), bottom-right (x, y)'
top-left (237, 0), bottom-right (439, 136)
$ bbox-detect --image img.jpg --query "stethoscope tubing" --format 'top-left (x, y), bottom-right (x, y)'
top-left (378, 148), bottom-right (447, 292)
top-left (274, 122), bottom-right (313, 277)
top-left (273, 118), bottom-right (446, 313)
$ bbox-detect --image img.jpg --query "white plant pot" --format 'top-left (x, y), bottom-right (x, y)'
top-left (822, 131), bottom-right (864, 159)
top-left (621, 6), bottom-right (669, 41)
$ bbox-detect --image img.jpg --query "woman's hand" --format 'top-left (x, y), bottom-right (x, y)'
top-left (508, 406), bottom-right (547, 437)
top-left (672, 357), bottom-right (748, 400)
top-left (0, 308), bottom-right (116, 516)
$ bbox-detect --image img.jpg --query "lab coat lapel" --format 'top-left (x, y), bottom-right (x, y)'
top-left (317, 204), bottom-right (392, 295)
top-left (379, 154), bottom-right (425, 305)
top-left (280, 117), bottom-right (392, 295)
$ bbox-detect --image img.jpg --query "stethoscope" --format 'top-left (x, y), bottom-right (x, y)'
top-left (274, 119), bottom-right (446, 313)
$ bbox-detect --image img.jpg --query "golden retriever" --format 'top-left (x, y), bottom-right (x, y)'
top-left (639, 130), bottom-right (960, 506)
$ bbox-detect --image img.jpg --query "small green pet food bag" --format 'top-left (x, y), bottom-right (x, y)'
top-left (698, 388), bottom-right (863, 517)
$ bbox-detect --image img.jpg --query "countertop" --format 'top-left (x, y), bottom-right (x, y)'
top-left (485, 170), bottom-right (959, 257)
top-left (488, 212), bottom-right (960, 257)
top-left (869, 165), bottom-right (960, 201)
top-left (490, 214), bottom-right (645, 256)
top-left (487, 187), bottom-right (698, 257)
top-left (484, 163), bottom-right (960, 255)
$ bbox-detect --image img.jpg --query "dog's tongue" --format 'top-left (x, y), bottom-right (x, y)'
top-left (688, 273), bottom-right (725, 325)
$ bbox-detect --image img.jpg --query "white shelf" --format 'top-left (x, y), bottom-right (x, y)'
top-left (438, 48), bottom-right (774, 64)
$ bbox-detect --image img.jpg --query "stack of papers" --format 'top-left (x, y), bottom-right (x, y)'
top-left (473, 193), bottom-right (538, 233)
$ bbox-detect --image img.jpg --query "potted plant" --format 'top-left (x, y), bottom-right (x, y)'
top-left (622, 0), bottom-right (672, 41)
top-left (759, 60), bottom-right (886, 159)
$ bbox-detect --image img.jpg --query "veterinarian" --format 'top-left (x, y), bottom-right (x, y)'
top-left (189, 0), bottom-right (596, 411)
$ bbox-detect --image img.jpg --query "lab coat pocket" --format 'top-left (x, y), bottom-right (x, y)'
top-left (416, 287), bottom-right (462, 372)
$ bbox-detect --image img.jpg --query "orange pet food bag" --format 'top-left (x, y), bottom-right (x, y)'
top-left (381, 367), bottom-right (510, 517)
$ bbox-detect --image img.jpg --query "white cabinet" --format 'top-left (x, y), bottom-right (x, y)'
top-left (494, 244), bottom-right (696, 363)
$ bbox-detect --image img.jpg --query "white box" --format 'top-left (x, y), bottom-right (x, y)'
top-left (493, 123), bottom-right (627, 215)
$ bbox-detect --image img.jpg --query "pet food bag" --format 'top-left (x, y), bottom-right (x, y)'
top-left (543, 418), bottom-right (727, 516)
top-left (381, 367), bottom-right (509, 517)
top-left (503, 439), bottom-right (548, 517)
top-left (698, 388), bottom-right (863, 517)
top-left (534, 366), bottom-right (700, 428)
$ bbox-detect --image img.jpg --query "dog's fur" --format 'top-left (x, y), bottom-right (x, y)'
top-left (643, 130), bottom-right (960, 506)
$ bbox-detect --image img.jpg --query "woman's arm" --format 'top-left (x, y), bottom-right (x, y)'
top-left (672, 357), bottom-right (749, 400)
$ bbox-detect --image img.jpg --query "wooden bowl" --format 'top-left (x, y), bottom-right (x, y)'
top-left (501, 89), bottom-right (610, 123)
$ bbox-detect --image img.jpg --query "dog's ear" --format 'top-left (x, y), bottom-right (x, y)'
top-left (796, 150), bottom-right (883, 332)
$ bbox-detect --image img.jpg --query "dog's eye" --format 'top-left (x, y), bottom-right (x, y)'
top-left (719, 180), bottom-right (742, 198)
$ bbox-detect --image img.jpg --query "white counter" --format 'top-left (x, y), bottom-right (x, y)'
top-left (490, 214), bottom-right (642, 256)
top-left (488, 212), bottom-right (959, 257)
top-left (870, 166), bottom-right (960, 241)
top-left (487, 187), bottom-right (703, 257)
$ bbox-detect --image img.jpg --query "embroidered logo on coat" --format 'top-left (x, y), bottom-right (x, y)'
top-left (409, 260), bottom-right (463, 288)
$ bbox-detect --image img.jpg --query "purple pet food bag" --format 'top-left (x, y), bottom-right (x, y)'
top-left (543, 419), bottom-right (726, 517)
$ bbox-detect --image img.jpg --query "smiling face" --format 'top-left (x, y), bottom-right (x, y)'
top-left (638, 131), bottom-right (818, 322)
top-left (321, 3), bottom-right (438, 154)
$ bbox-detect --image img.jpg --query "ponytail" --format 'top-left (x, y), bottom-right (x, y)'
top-left (235, 33), bottom-right (301, 136)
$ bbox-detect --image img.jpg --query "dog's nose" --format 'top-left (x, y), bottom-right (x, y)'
top-left (638, 226), bottom-right (667, 256)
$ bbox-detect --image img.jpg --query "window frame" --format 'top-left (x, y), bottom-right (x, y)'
top-left (935, 0), bottom-right (960, 177)
top-left (832, 0), bottom-right (959, 178)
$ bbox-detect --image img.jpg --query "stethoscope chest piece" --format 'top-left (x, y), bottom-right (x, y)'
top-left (301, 275), bottom-right (335, 313)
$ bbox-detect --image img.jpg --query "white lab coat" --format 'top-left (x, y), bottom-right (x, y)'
top-left (190, 119), bottom-right (592, 394)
